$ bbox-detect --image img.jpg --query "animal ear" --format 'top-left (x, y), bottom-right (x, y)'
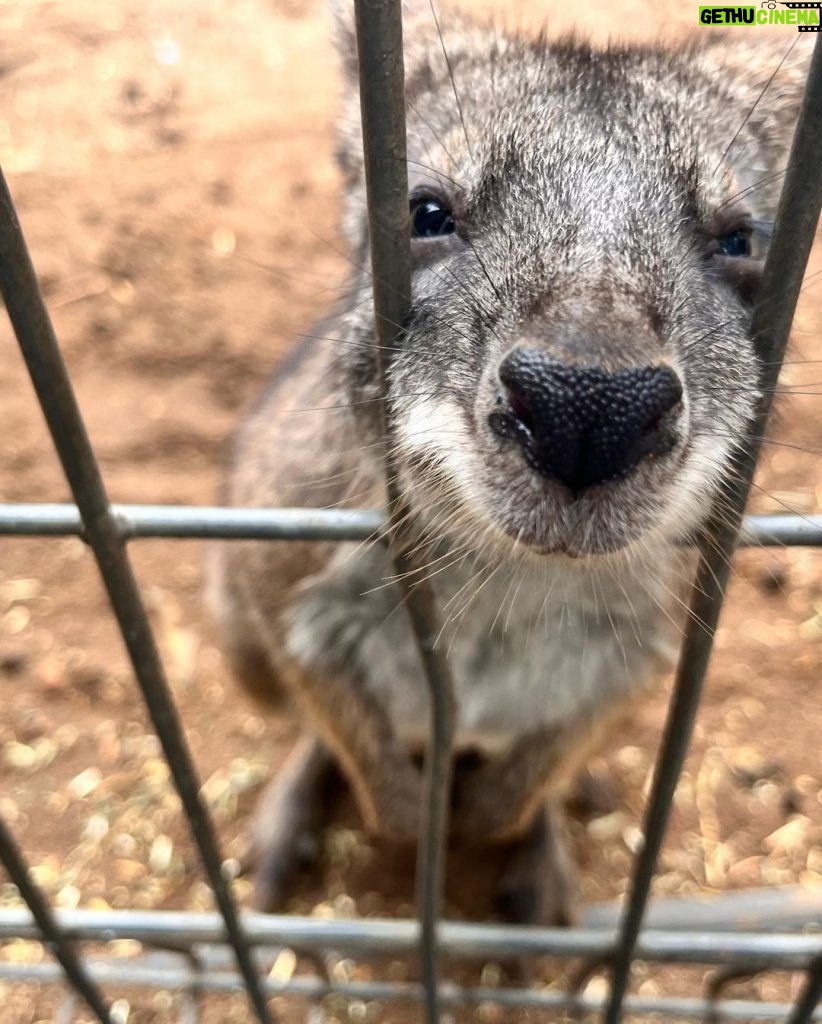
top-left (328, 0), bottom-right (467, 242)
top-left (328, 0), bottom-right (358, 84)
top-left (694, 33), bottom-right (813, 176)
top-left (329, 0), bottom-right (433, 84)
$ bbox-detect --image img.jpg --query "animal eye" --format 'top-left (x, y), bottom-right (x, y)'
top-left (716, 229), bottom-right (751, 258)
top-left (410, 197), bottom-right (455, 238)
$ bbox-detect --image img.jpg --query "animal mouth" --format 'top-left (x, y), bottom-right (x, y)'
top-left (484, 438), bottom-right (691, 560)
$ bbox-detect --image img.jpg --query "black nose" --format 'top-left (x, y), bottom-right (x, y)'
top-left (491, 348), bottom-right (683, 493)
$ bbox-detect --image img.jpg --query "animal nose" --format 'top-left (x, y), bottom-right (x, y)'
top-left (491, 348), bottom-right (683, 493)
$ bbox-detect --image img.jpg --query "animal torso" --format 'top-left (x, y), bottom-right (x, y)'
top-left (289, 537), bottom-right (683, 753)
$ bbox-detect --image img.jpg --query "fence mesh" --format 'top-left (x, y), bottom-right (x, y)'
top-left (0, 3), bottom-right (821, 1022)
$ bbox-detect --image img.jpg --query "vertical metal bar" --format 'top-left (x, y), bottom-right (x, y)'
top-left (0, 169), bottom-right (275, 1024)
top-left (604, 35), bottom-right (822, 1024)
top-left (352, 4), bottom-right (456, 1022)
top-left (0, 815), bottom-right (112, 1024)
top-left (787, 957), bottom-right (822, 1024)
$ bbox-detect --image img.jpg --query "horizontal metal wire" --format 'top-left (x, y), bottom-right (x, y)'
top-left (584, 886), bottom-right (822, 934)
top-left (1, 902), bottom-right (822, 969)
top-left (1, 956), bottom-right (820, 1022)
top-left (0, 502), bottom-right (819, 547)
top-left (0, 503), bottom-right (382, 541)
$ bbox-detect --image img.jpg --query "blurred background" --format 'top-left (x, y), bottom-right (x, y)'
top-left (0, 0), bottom-right (821, 1020)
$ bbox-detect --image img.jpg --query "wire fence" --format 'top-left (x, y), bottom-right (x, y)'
top-left (0, 2), bottom-right (821, 1022)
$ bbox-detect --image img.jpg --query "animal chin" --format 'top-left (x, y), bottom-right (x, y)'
top-left (404, 427), bottom-right (677, 562)
top-left (517, 525), bottom-right (638, 560)
top-left (487, 481), bottom-right (670, 560)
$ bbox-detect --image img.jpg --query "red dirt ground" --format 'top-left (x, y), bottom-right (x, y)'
top-left (0, 1), bottom-right (821, 1021)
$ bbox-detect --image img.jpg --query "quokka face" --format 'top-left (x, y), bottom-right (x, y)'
top-left (331, 9), bottom-right (811, 560)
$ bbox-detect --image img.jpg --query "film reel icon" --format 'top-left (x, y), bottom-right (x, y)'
top-left (782, 1), bottom-right (822, 27)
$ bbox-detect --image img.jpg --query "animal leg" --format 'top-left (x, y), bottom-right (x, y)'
top-left (495, 802), bottom-right (578, 927)
top-left (246, 734), bottom-right (335, 912)
top-left (280, 662), bottom-right (425, 843)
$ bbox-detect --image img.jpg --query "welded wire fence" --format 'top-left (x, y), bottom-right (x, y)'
top-left (0, 2), bottom-right (822, 1022)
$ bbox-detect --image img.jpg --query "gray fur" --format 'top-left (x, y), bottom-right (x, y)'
top-left (208, 7), bottom-right (811, 917)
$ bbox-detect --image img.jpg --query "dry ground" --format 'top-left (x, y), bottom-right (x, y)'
top-left (0, 1), bottom-right (821, 1021)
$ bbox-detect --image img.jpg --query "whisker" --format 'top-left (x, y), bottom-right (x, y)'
top-left (712, 35), bottom-right (800, 179)
top-left (429, 0), bottom-right (474, 162)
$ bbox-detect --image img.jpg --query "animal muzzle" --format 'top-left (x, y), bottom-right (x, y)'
top-left (490, 347), bottom-right (683, 495)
